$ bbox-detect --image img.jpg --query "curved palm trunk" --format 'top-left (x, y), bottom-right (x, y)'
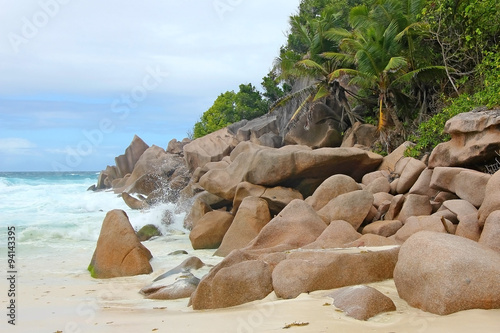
top-left (377, 94), bottom-right (403, 132)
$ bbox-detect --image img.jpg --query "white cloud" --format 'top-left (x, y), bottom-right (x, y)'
top-left (0, 137), bottom-right (37, 154)
top-left (0, 0), bottom-right (299, 98)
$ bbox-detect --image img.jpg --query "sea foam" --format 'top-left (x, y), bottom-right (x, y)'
top-left (0, 172), bottom-right (187, 247)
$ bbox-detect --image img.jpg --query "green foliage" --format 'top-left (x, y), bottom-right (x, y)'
top-left (261, 72), bottom-right (292, 105)
top-left (407, 49), bottom-right (500, 157)
top-left (193, 84), bottom-right (267, 138)
top-left (421, 0), bottom-right (500, 80)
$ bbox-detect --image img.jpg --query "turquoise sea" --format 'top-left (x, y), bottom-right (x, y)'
top-left (0, 171), bottom-right (186, 249)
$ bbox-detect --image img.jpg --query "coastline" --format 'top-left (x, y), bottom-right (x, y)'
top-left (3, 235), bottom-right (500, 332)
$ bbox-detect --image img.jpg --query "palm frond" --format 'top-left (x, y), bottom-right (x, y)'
top-left (392, 66), bottom-right (451, 85)
top-left (288, 95), bottom-right (312, 125)
top-left (324, 27), bottom-right (352, 42)
top-left (395, 21), bottom-right (429, 41)
top-left (321, 52), bottom-right (354, 65)
top-left (384, 56), bottom-right (408, 73)
top-left (269, 84), bottom-right (317, 113)
top-left (296, 59), bottom-right (329, 76)
top-left (349, 5), bottom-right (370, 29)
top-left (313, 85), bottom-right (329, 101)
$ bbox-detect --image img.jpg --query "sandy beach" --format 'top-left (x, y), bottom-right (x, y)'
top-left (2, 235), bottom-right (500, 333)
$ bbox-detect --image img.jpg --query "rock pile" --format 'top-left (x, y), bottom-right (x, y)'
top-left (89, 108), bottom-right (500, 318)
top-left (183, 108), bottom-right (500, 314)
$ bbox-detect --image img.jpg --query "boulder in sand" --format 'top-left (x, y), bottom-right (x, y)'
top-left (328, 285), bottom-right (396, 320)
top-left (273, 247), bottom-right (399, 299)
top-left (191, 251), bottom-right (273, 310)
top-left (88, 209), bottom-right (152, 278)
top-left (394, 231), bottom-right (500, 315)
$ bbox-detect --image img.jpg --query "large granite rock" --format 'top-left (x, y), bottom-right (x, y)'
top-left (88, 209), bottom-right (152, 278)
top-left (199, 143), bottom-right (383, 201)
top-left (115, 135), bottom-right (150, 178)
top-left (243, 199), bottom-right (326, 253)
top-left (166, 138), bottom-right (191, 155)
top-left (115, 145), bottom-right (188, 200)
top-left (328, 285), bottom-right (396, 320)
top-left (341, 122), bottom-right (378, 148)
top-left (429, 109), bottom-right (500, 168)
top-left (189, 211), bottom-right (234, 249)
top-left (272, 247), bottom-right (399, 299)
top-left (190, 251), bottom-right (273, 309)
top-left (183, 128), bottom-right (239, 172)
top-left (394, 157), bottom-right (426, 194)
top-left (317, 190), bottom-right (374, 229)
top-left (236, 115), bottom-right (279, 143)
top-left (305, 174), bottom-right (361, 211)
top-left (429, 167), bottom-right (490, 207)
top-left (362, 220), bottom-right (403, 237)
top-left (394, 231), bottom-right (500, 315)
top-left (478, 170), bottom-right (500, 226)
top-left (304, 220), bottom-right (361, 249)
top-left (215, 197), bottom-right (271, 257)
top-left (394, 215), bottom-right (455, 243)
top-left (478, 210), bottom-right (500, 252)
top-left (283, 102), bottom-right (343, 148)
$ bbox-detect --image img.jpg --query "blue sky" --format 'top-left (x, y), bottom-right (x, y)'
top-left (0, 0), bottom-right (300, 171)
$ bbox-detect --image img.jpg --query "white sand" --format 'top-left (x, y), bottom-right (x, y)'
top-left (2, 236), bottom-right (500, 333)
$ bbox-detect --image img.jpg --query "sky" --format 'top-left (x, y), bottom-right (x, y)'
top-left (0, 0), bottom-right (301, 171)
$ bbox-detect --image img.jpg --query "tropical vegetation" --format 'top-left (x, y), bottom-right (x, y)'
top-left (192, 0), bottom-right (500, 156)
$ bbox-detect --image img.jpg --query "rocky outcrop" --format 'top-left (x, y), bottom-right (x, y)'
top-left (183, 128), bottom-right (239, 172)
top-left (328, 285), bottom-right (396, 320)
top-left (115, 135), bottom-right (150, 177)
top-left (284, 102), bottom-right (343, 148)
top-left (429, 108), bottom-right (500, 168)
top-left (341, 122), bottom-right (378, 148)
top-left (91, 109), bottom-right (500, 316)
top-left (394, 231), bottom-right (500, 315)
top-left (88, 210), bottom-right (153, 278)
top-left (166, 138), bottom-right (191, 155)
top-left (199, 142), bottom-right (382, 201)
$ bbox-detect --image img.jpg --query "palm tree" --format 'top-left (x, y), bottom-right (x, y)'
top-left (323, 0), bottom-right (448, 135)
top-left (272, 8), bottom-right (362, 131)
